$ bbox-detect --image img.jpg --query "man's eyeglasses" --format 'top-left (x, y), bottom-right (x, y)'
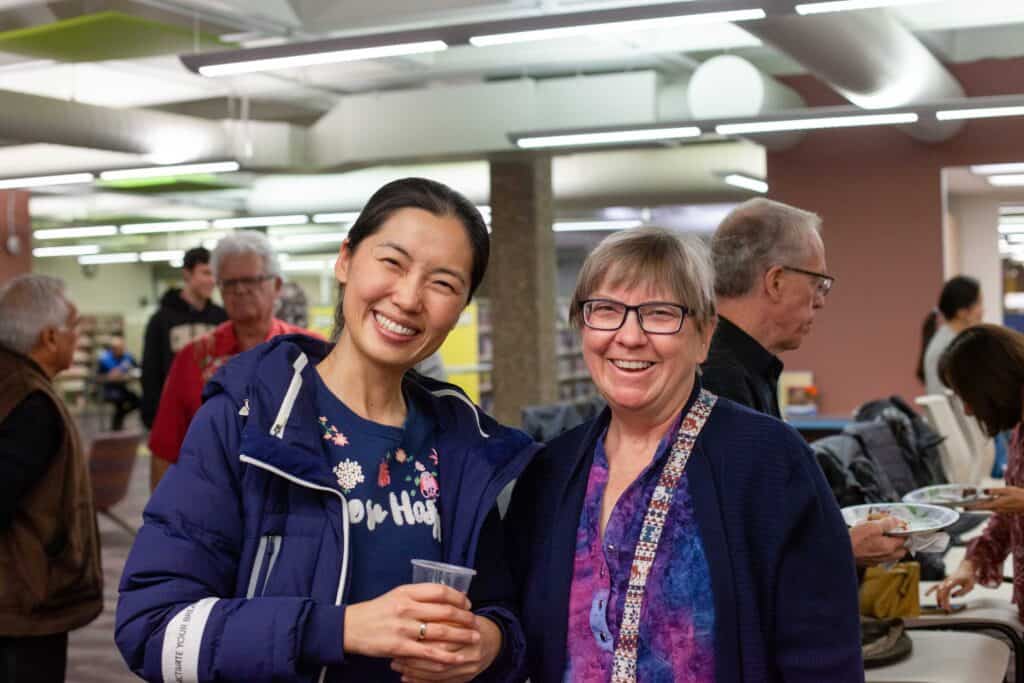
top-left (581, 299), bottom-right (689, 335)
top-left (781, 266), bottom-right (835, 297)
top-left (218, 274), bottom-right (274, 293)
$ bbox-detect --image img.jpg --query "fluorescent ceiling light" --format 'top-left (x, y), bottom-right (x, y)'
top-left (120, 220), bottom-right (211, 235)
top-left (1001, 206), bottom-right (1024, 215)
top-left (0, 172), bottom-right (94, 190)
top-left (33, 244), bottom-right (100, 257)
top-left (1006, 234), bottom-right (1024, 244)
top-left (212, 215), bottom-right (309, 229)
top-left (281, 258), bottom-right (337, 273)
top-left (197, 40), bottom-right (447, 77)
top-left (99, 161), bottom-right (240, 181)
top-left (937, 105), bottom-right (1024, 122)
top-left (1000, 216), bottom-right (1024, 225)
top-left (989, 175), bottom-right (1024, 187)
top-left (553, 220), bottom-right (643, 232)
top-left (312, 212), bottom-right (361, 224)
top-left (723, 173), bottom-right (768, 194)
top-left (716, 112), bottom-right (918, 135)
top-left (517, 126), bottom-right (701, 149)
top-left (140, 250), bottom-right (186, 263)
top-left (795, 0), bottom-right (932, 15)
top-left (271, 232), bottom-right (348, 248)
top-left (79, 252), bottom-right (140, 265)
top-left (971, 163), bottom-right (1024, 175)
top-left (999, 223), bottom-right (1024, 234)
top-left (470, 9), bottom-right (766, 46)
top-left (34, 225), bottom-right (118, 240)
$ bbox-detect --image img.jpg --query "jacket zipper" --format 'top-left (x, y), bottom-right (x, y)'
top-left (239, 455), bottom-right (349, 683)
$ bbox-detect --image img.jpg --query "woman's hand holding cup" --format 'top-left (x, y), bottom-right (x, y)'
top-left (343, 583), bottom-right (479, 664)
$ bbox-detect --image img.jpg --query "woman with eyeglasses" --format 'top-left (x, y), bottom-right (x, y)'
top-left (117, 178), bottom-right (539, 683)
top-left (505, 227), bottom-right (862, 682)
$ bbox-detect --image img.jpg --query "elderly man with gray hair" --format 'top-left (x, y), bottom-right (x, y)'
top-left (148, 231), bottom-right (320, 488)
top-left (0, 274), bottom-right (102, 682)
top-left (702, 198), bottom-right (906, 566)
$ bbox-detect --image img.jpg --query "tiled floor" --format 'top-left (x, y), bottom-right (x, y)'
top-left (66, 445), bottom-right (149, 683)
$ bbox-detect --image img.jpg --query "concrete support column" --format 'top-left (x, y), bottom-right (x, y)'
top-left (488, 154), bottom-right (558, 426)
top-left (947, 196), bottom-right (1003, 325)
top-left (0, 191), bottom-right (30, 283)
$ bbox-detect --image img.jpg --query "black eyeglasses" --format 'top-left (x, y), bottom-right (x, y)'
top-left (581, 299), bottom-right (689, 335)
top-left (781, 266), bottom-right (835, 297)
top-left (218, 274), bottom-right (275, 293)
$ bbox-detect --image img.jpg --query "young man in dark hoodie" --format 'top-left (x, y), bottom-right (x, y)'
top-left (141, 247), bottom-right (225, 483)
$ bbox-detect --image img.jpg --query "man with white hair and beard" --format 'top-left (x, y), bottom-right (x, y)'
top-left (0, 274), bottom-right (102, 682)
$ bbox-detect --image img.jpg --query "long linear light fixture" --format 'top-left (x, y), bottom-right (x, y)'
top-left (989, 175), bottom-right (1024, 187)
top-left (79, 252), bottom-right (140, 265)
top-left (120, 220), bottom-right (211, 235)
top-left (212, 214), bottom-right (309, 229)
top-left (99, 161), bottom-right (240, 181)
top-left (970, 163), bottom-right (1024, 175)
top-left (270, 232), bottom-right (348, 248)
top-left (185, 39), bottom-right (448, 77)
top-left (723, 173), bottom-right (768, 194)
top-left (517, 126), bottom-right (701, 149)
top-left (34, 225), bottom-right (118, 240)
top-left (312, 212), bottom-right (361, 224)
top-left (795, 0), bottom-right (933, 15)
top-left (469, 8), bottom-right (765, 46)
top-left (33, 244), bottom-right (100, 257)
top-left (140, 250), bottom-right (186, 263)
top-left (0, 172), bottom-right (94, 190)
top-left (936, 105), bottom-right (1024, 122)
top-left (716, 112), bottom-right (918, 135)
top-left (553, 220), bottom-right (643, 232)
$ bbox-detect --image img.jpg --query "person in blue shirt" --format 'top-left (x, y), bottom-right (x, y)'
top-left (114, 177), bottom-right (538, 683)
top-left (96, 334), bottom-right (140, 431)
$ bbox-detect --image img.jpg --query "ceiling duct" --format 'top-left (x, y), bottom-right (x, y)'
top-left (0, 89), bottom-right (303, 168)
top-left (741, 10), bottom-right (965, 142)
top-left (687, 55), bottom-right (805, 151)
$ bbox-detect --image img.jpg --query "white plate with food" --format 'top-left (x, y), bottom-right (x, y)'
top-left (902, 484), bottom-right (993, 508)
top-left (840, 503), bottom-right (960, 537)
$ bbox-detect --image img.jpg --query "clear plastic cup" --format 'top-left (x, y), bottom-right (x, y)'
top-left (410, 559), bottom-right (477, 594)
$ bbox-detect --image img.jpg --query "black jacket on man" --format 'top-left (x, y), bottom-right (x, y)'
top-left (140, 288), bottom-right (226, 427)
top-left (701, 315), bottom-right (784, 419)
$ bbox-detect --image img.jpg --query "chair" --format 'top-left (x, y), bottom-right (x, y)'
top-left (915, 394), bottom-right (976, 484)
top-left (864, 629), bottom-right (1009, 683)
top-left (947, 390), bottom-right (997, 485)
top-left (87, 431), bottom-right (142, 536)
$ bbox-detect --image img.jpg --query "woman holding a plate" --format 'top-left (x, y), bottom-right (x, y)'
top-left (932, 324), bottom-right (1024, 616)
top-left (506, 228), bottom-right (863, 682)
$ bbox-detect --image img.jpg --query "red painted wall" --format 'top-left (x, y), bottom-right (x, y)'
top-left (769, 59), bottom-right (1024, 414)
top-left (0, 191), bottom-right (30, 284)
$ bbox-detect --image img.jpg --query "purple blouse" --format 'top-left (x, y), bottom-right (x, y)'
top-left (563, 416), bottom-right (716, 682)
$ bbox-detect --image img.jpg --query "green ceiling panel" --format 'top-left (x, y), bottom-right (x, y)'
top-left (0, 11), bottom-right (224, 62)
top-left (98, 175), bottom-right (239, 193)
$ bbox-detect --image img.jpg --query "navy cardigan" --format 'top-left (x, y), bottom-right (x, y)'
top-left (505, 385), bottom-right (864, 683)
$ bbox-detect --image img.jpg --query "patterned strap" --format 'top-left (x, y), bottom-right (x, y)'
top-left (610, 389), bottom-right (717, 683)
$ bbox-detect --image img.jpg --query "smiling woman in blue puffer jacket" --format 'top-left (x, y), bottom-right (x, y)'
top-left (115, 177), bottom-right (539, 683)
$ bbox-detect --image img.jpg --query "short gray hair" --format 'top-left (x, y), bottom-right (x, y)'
top-left (211, 230), bottom-right (281, 281)
top-left (569, 227), bottom-right (716, 334)
top-left (0, 274), bottom-right (71, 355)
top-left (712, 198), bottom-right (822, 298)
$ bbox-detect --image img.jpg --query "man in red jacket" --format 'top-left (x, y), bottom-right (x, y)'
top-left (149, 232), bottom-right (320, 488)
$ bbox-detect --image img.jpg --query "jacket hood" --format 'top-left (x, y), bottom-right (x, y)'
top-left (158, 288), bottom-right (189, 311)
